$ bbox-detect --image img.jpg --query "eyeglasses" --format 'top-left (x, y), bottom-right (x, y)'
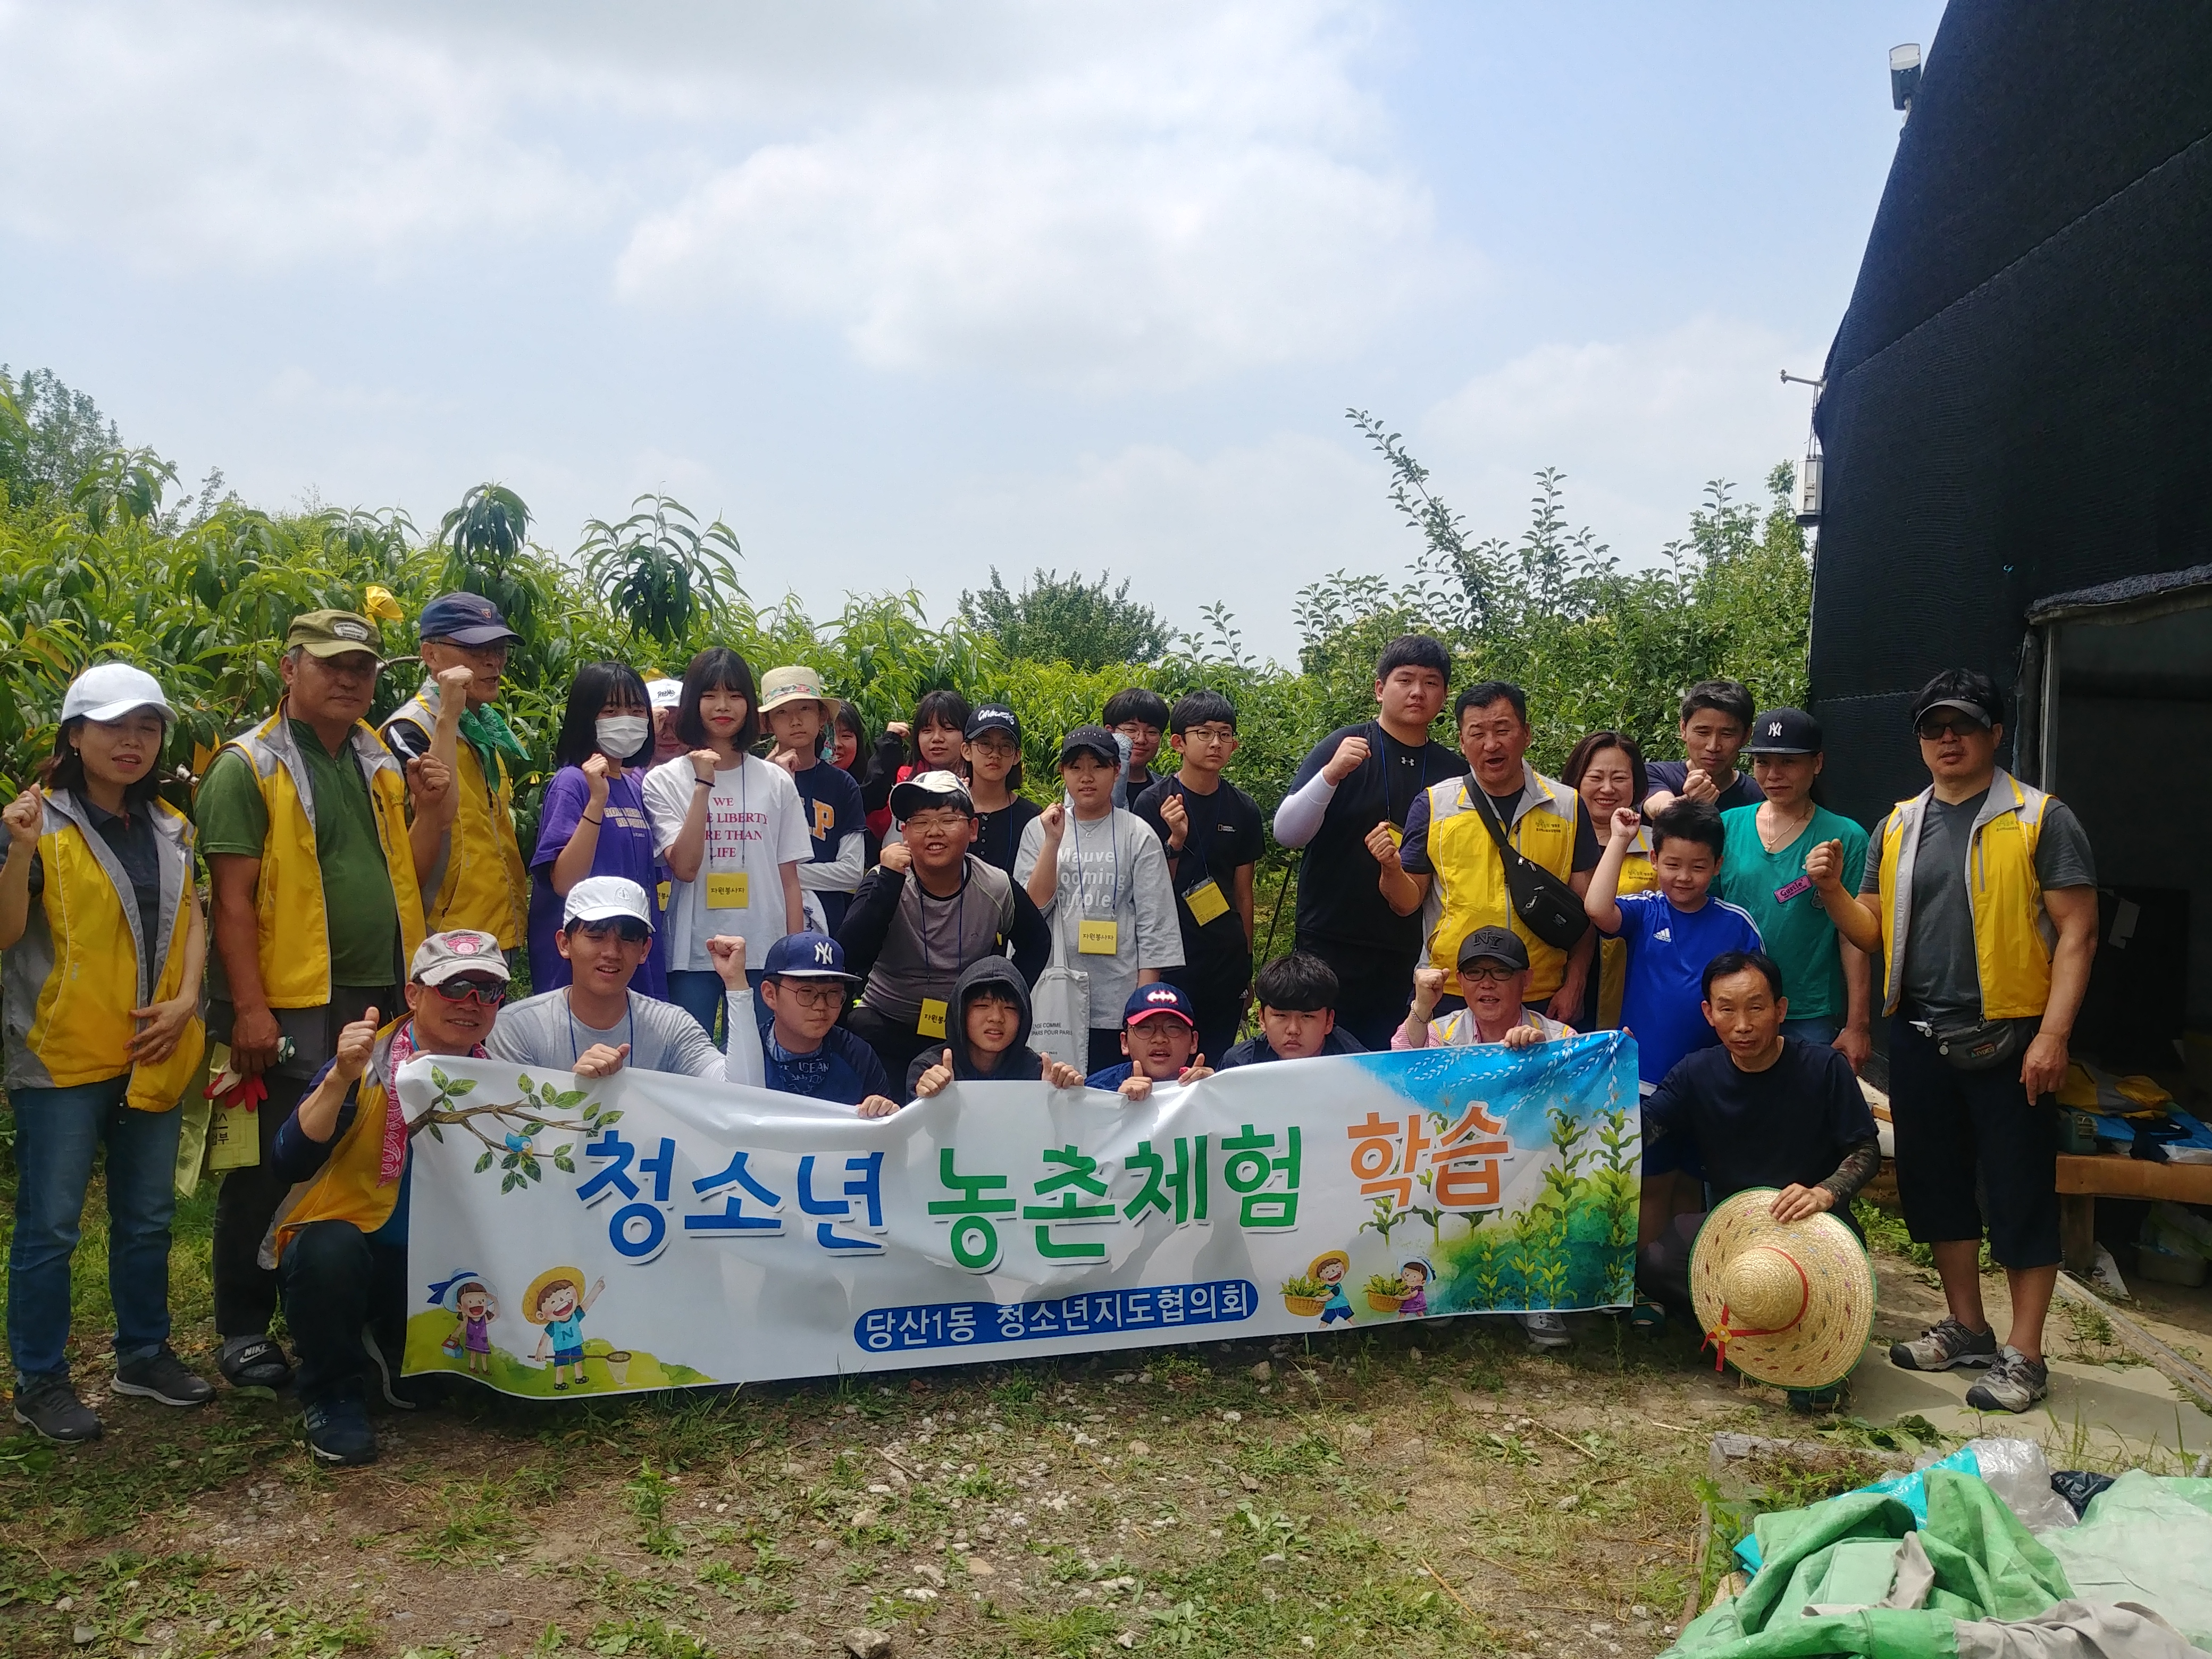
top-left (1915, 717), bottom-right (1982, 742)
top-left (902, 810), bottom-right (971, 833)
top-left (1461, 963), bottom-right (1519, 984)
top-left (1180, 725), bottom-right (1237, 744)
top-left (425, 976), bottom-right (506, 1005)
top-left (773, 980), bottom-right (845, 1009)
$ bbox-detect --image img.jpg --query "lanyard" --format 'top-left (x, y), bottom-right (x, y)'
top-left (567, 993), bottom-right (634, 1063)
top-left (1071, 810), bottom-right (1121, 917)
top-left (1171, 781), bottom-right (1222, 877)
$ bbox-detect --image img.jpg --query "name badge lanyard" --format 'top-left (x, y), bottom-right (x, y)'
top-left (916, 880), bottom-right (968, 1038)
top-left (1070, 812), bottom-right (1122, 955)
top-left (704, 763), bottom-right (751, 910)
top-left (1378, 723), bottom-right (1435, 848)
top-left (1175, 785), bottom-right (1233, 926)
top-left (568, 993), bottom-right (635, 1064)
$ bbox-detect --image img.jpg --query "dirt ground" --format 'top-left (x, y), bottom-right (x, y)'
top-left (6, 1224), bottom-right (2210, 1659)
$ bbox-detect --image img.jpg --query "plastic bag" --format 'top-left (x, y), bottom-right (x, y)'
top-left (1961, 1436), bottom-right (2077, 1532)
top-left (2050, 1469), bottom-right (2116, 1518)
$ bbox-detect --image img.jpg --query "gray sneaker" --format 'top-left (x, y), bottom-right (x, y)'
top-left (1888, 1317), bottom-right (1998, 1372)
top-left (1519, 1312), bottom-right (1571, 1350)
top-left (1965, 1346), bottom-right (2049, 1414)
top-left (114, 1346), bottom-right (215, 1407)
top-left (13, 1377), bottom-right (102, 1443)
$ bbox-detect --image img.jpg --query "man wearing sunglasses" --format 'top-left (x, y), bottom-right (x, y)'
top-left (261, 929), bottom-right (510, 1467)
top-left (1806, 668), bottom-right (2098, 1414)
top-left (488, 877), bottom-right (758, 1083)
top-left (756, 932), bottom-right (901, 1117)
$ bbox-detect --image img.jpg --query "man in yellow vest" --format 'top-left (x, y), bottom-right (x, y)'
top-left (199, 610), bottom-right (450, 1392)
top-left (1374, 681), bottom-right (1600, 1024)
top-left (267, 929), bottom-right (507, 1465)
top-left (1807, 668), bottom-right (2098, 1414)
top-left (379, 593), bottom-right (531, 951)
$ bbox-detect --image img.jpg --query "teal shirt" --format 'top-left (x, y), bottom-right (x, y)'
top-left (1717, 803), bottom-right (1869, 1023)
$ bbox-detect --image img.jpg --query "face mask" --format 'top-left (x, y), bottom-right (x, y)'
top-left (596, 715), bottom-right (649, 758)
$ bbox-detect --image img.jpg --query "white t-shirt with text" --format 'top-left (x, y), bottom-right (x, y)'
top-left (1013, 806), bottom-right (1184, 1031)
top-left (643, 753), bottom-right (811, 972)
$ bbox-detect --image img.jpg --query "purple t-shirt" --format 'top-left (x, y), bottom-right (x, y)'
top-left (528, 766), bottom-right (668, 999)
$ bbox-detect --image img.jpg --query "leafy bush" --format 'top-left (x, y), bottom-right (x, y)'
top-left (1279, 1275), bottom-right (1331, 1299)
top-left (1363, 1272), bottom-right (1407, 1298)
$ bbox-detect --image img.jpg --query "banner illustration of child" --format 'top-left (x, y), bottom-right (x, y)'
top-left (525, 1267), bottom-right (606, 1390)
top-left (426, 1270), bottom-right (503, 1375)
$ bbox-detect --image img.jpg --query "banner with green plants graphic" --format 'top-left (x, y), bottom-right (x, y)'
top-left (395, 1035), bottom-right (1639, 1395)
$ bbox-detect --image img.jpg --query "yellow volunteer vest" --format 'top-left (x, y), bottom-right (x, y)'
top-left (220, 708), bottom-right (425, 1009)
top-left (1594, 833), bottom-right (1656, 1029)
top-left (1876, 768), bottom-right (2055, 1021)
top-left (270, 1021), bottom-right (407, 1260)
top-left (388, 692), bottom-right (529, 948)
top-left (5, 795), bottom-right (205, 1111)
top-left (1420, 767), bottom-right (1582, 999)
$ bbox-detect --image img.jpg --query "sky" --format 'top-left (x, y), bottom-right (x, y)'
top-left (0, 1), bottom-right (1948, 663)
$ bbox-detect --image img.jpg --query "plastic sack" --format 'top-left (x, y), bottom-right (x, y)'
top-left (1960, 1436), bottom-right (2077, 1532)
top-left (2051, 1469), bottom-right (2116, 1518)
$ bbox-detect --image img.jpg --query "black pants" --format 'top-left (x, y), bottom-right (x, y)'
top-left (211, 986), bottom-right (392, 1339)
top-left (847, 1004), bottom-right (940, 1096)
top-left (276, 1220), bottom-right (409, 1407)
top-left (1086, 1027), bottom-right (1127, 1077)
top-left (1296, 935), bottom-right (1415, 1054)
top-left (1888, 1013), bottom-right (2061, 1269)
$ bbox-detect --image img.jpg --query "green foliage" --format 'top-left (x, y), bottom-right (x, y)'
top-left (960, 565), bottom-right (1170, 670)
top-left (581, 493), bottom-right (744, 646)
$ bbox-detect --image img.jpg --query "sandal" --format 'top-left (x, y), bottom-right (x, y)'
top-left (217, 1334), bottom-right (294, 1389)
top-left (1628, 1297), bottom-right (1667, 1335)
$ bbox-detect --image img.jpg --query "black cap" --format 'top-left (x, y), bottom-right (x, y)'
top-left (1744, 707), bottom-right (1823, 756)
top-left (1456, 925), bottom-right (1530, 973)
top-left (1911, 694), bottom-right (1996, 731)
top-left (1058, 724), bottom-right (1120, 767)
top-left (966, 705), bottom-right (1021, 743)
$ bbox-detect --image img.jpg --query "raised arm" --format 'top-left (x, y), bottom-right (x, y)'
top-left (1583, 807), bottom-right (1640, 934)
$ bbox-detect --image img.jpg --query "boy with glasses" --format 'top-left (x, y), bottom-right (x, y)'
top-left (264, 930), bottom-right (509, 1465)
top-left (754, 932), bottom-right (900, 1116)
top-left (1134, 692), bottom-right (1262, 1065)
top-left (488, 877), bottom-right (757, 1082)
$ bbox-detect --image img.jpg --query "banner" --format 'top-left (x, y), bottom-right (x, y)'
top-left (395, 1034), bottom-right (1640, 1395)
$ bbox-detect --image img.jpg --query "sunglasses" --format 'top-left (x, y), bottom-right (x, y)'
top-left (425, 975), bottom-right (506, 1005)
top-left (1915, 717), bottom-right (1983, 742)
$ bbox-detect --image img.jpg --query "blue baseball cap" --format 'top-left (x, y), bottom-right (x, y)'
top-left (417, 592), bottom-right (522, 647)
top-left (762, 931), bottom-right (858, 981)
top-left (1122, 982), bottom-right (1196, 1028)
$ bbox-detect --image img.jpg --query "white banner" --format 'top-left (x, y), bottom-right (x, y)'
top-left (395, 1035), bottom-right (1640, 1395)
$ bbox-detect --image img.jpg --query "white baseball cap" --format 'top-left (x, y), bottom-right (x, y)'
top-left (61, 663), bottom-right (173, 726)
top-left (563, 876), bottom-right (655, 931)
top-left (646, 677), bottom-right (684, 712)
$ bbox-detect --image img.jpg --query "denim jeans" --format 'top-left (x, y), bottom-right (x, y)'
top-left (276, 1219), bottom-right (409, 1408)
top-left (1781, 1015), bottom-right (1840, 1048)
top-left (7, 1075), bottom-right (182, 1384)
top-left (666, 968), bottom-right (769, 1052)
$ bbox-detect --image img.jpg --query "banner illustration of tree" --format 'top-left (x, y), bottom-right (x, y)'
top-left (395, 1035), bottom-right (1640, 1396)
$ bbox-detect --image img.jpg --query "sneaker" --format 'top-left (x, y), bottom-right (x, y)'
top-left (217, 1334), bottom-right (294, 1389)
top-left (1888, 1316), bottom-right (1998, 1372)
top-left (114, 1347), bottom-right (216, 1408)
top-left (12, 1377), bottom-right (102, 1443)
top-left (1964, 1346), bottom-right (2049, 1414)
top-left (1519, 1312), bottom-right (1571, 1350)
top-left (303, 1394), bottom-right (378, 1467)
top-left (1628, 1297), bottom-right (1667, 1335)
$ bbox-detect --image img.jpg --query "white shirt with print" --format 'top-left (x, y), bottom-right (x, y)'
top-left (643, 753), bottom-right (811, 972)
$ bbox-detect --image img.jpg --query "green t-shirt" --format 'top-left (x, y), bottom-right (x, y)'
top-left (1717, 802), bottom-right (1870, 1023)
top-left (197, 720), bottom-right (403, 990)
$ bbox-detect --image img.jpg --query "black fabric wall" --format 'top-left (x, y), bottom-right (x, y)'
top-left (1808, 1), bottom-right (2212, 825)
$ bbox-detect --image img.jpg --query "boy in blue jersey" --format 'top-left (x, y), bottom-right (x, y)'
top-left (755, 932), bottom-right (901, 1117)
top-left (1586, 798), bottom-right (1764, 1239)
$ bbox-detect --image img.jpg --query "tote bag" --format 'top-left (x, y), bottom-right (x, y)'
top-left (1027, 907), bottom-right (1091, 1073)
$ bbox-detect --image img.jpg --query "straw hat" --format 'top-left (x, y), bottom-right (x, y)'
top-left (523, 1265), bottom-right (589, 1325)
top-left (1308, 1250), bottom-right (1351, 1283)
top-left (1690, 1189), bottom-right (1874, 1389)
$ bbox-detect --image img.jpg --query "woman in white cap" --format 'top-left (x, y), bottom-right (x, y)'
top-left (0, 663), bottom-right (215, 1441)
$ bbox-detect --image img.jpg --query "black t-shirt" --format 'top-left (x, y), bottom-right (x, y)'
top-left (1134, 775), bottom-right (1263, 984)
top-left (1644, 1039), bottom-right (1879, 1202)
top-left (1287, 722), bottom-right (1467, 957)
top-left (1398, 781), bottom-right (1602, 875)
top-left (1645, 759), bottom-right (1761, 814)
top-left (970, 797), bottom-right (1044, 880)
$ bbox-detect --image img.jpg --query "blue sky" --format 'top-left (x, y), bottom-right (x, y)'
top-left (0, 1), bottom-right (1946, 661)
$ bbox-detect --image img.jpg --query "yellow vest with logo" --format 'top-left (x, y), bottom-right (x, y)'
top-left (266, 1020), bottom-right (407, 1263)
top-left (1876, 768), bottom-right (2055, 1021)
top-left (2, 793), bottom-right (205, 1111)
top-left (1419, 767), bottom-right (1582, 999)
top-left (219, 708), bottom-right (425, 1009)
top-left (387, 691), bottom-right (529, 948)
top-left (1594, 832), bottom-right (1656, 1029)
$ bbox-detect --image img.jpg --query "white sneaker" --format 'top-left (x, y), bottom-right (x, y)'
top-left (1519, 1312), bottom-right (1571, 1350)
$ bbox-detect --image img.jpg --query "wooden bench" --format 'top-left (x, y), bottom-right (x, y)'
top-left (2056, 1153), bottom-right (2212, 1273)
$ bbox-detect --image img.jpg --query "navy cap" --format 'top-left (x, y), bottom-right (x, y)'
top-left (1744, 707), bottom-right (1823, 756)
top-left (1059, 723), bottom-right (1120, 766)
top-left (418, 592), bottom-right (523, 647)
top-left (1122, 982), bottom-right (1196, 1028)
top-left (1456, 925), bottom-right (1530, 973)
top-left (761, 931), bottom-right (858, 980)
top-left (966, 704), bottom-right (1021, 742)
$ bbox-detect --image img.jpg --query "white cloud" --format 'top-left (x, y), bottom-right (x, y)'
top-left (616, 2), bottom-right (1449, 387)
top-left (1420, 316), bottom-right (1825, 563)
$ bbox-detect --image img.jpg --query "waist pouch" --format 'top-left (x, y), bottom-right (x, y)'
top-left (1919, 1016), bottom-right (2029, 1074)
